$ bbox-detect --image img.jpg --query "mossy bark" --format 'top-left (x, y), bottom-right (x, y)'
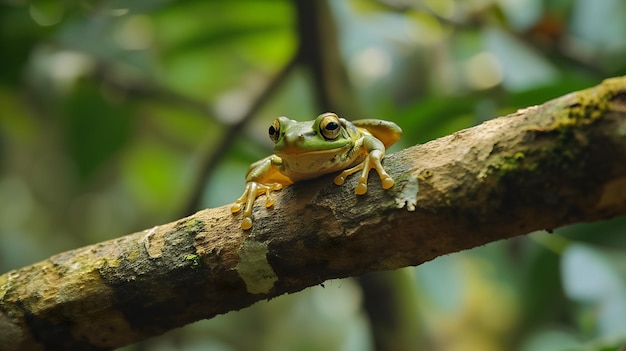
top-left (2, 76), bottom-right (626, 351)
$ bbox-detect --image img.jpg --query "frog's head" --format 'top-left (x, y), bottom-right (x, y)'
top-left (270, 113), bottom-right (359, 157)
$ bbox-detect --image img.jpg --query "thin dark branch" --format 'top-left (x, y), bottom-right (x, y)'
top-left (294, 0), bottom-right (362, 116)
top-left (94, 64), bottom-right (213, 117)
top-left (179, 54), bottom-right (299, 218)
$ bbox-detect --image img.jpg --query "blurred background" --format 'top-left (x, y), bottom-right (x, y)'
top-left (1, 0), bottom-right (626, 350)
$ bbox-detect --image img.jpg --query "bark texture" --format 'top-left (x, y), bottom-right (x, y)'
top-left (2, 77), bottom-right (626, 351)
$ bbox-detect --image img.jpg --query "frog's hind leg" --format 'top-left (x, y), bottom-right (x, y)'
top-left (333, 150), bottom-right (394, 195)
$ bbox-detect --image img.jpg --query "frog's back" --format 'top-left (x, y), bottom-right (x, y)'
top-left (352, 119), bottom-right (402, 149)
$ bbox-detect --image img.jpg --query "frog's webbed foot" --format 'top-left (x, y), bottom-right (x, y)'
top-left (333, 150), bottom-right (394, 195)
top-left (231, 182), bottom-right (283, 230)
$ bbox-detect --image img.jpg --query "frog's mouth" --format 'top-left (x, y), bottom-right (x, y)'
top-left (275, 144), bottom-right (364, 178)
top-left (275, 143), bottom-right (352, 160)
top-left (274, 142), bottom-right (354, 157)
top-left (276, 147), bottom-right (343, 157)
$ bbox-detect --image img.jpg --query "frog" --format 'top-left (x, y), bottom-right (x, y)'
top-left (231, 112), bottom-right (402, 230)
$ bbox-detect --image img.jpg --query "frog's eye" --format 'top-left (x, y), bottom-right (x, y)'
top-left (320, 114), bottom-right (341, 140)
top-left (269, 119), bottom-right (280, 143)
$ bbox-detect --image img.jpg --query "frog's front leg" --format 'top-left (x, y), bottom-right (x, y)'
top-left (333, 137), bottom-right (394, 195)
top-left (231, 181), bottom-right (283, 230)
top-left (231, 155), bottom-right (289, 230)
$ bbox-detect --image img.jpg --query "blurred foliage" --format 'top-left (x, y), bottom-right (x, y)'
top-left (1, 0), bottom-right (626, 350)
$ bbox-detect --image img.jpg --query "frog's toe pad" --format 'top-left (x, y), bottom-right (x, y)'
top-left (241, 217), bottom-right (253, 230)
top-left (231, 203), bottom-right (243, 213)
top-left (355, 183), bottom-right (368, 195)
top-left (334, 175), bottom-right (346, 186)
top-left (381, 177), bottom-right (394, 189)
top-left (265, 198), bottom-right (275, 208)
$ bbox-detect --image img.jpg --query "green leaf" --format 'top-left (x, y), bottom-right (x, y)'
top-left (562, 244), bottom-right (626, 340)
top-left (63, 82), bottom-right (134, 182)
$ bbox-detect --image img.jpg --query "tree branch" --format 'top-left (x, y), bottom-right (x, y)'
top-left (2, 77), bottom-right (626, 351)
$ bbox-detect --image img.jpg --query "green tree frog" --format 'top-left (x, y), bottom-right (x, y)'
top-left (231, 112), bottom-right (402, 230)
